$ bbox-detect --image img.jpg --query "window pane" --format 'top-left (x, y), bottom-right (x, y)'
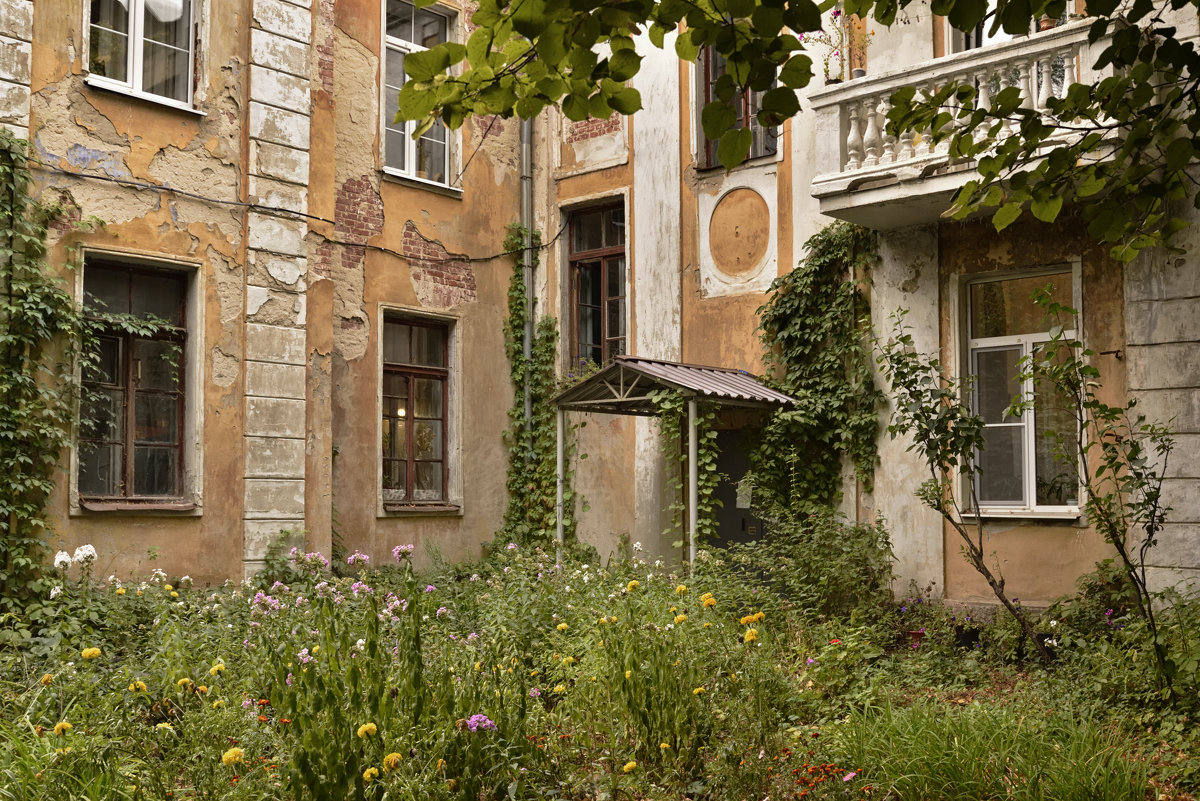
top-left (413, 421), bottom-right (442, 460)
top-left (412, 325), bottom-right (445, 366)
top-left (977, 425), bottom-right (1025, 504)
top-left (607, 338), bottom-right (625, 360)
top-left (1033, 348), bottom-right (1079, 506)
top-left (414, 378), bottom-right (442, 419)
top-left (573, 210), bottom-right (604, 253)
top-left (383, 371), bottom-right (409, 402)
top-left (606, 299), bottom-right (621, 339)
top-left (81, 388), bottom-right (124, 442)
top-left (974, 347), bottom-right (1021, 423)
top-left (90, 27), bottom-right (129, 81)
top-left (85, 267), bottom-right (129, 315)
top-left (142, 40), bottom-right (190, 101)
top-left (604, 207), bottom-right (626, 247)
top-left (79, 443), bottom-right (122, 495)
top-left (91, 0), bottom-right (129, 32)
top-left (606, 256), bottom-right (624, 298)
top-left (970, 273), bottom-right (1073, 338)
top-left (134, 338), bottom-right (181, 389)
top-left (383, 322), bottom-right (411, 364)
top-left (385, 129), bottom-right (407, 171)
top-left (143, 0), bottom-right (190, 48)
top-left (386, 0), bottom-right (415, 41)
top-left (85, 336), bottom-right (122, 385)
top-left (383, 460), bottom-right (406, 500)
top-left (132, 272), bottom-right (186, 324)
top-left (413, 8), bottom-right (447, 46)
top-left (577, 263), bottom-right (601, 306)
top-left (135, 393), bottom-right (179, 443)
top-left (133, 446), bottom-right (178, 495)
top-left (416, 135), bottom-right (446, 183)
top-left (383, 414), bottom-right (407, 457)
top-left (579, 306), bottom-right (600, 350)
top-left (414, 461), bottom-right (442, 500)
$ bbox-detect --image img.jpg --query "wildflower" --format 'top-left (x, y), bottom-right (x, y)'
top-left (554, 684), bottom-right (566, 694)
top-left (73, 544), bottom-right (97, 564)
top-left (53, 551), bottom-right (72, 570)
top-left (346, 550), bottom-right (369, 566)
top-left (177, 677), bottom-right (193, 689)
top-left (164, 584), bottom-right (173, 591)
top-left (155, 722), bottom-right (174, 733)
top-left (392, 544), bottom-right (414, 560)
top-left (170, 591), bottom-right (179, 598)
top-left (506, 542), bottom-right (518, 550)
top-left (40, 674), bottom-right (53, 686)
top-left (626, 580), bottom-right (639, 592)
top-left (623, 760), bottom-right (637, 773)
top-left (356, 722), bottom-right (377, 738)
top-left (844, 771), bottom-right (858, 781)
top-left (81, 647), bottom-right (101, 660)
top-left (383, 752), bottom-right (403, 772)
top-left (529, 687), bottom-right (542, 698)
top-left (116, 587), bottom-right (126, 596)
top-left (556, 622), bottom-right (568, 631)
top-left (466, 714), bottom-right (497, 732)
top-left (221, 747), bottom-right (244, 766)
top-left (467, 632), bottom-right (478, 642)
top-left (675, 584), bottom-right (688, 594)
top-left (1049, 619), bottom-right (1059, 628)
top-left (197, 685), bottom-right (209, 694)
top-left (53, 722), bottom-right (72, 736)
top-left (674, 614), bottom-right (687, 624)
top-left (363, 767), bottom-right (379, 783)
top-left (660, 742), bottom-right (671, 749)
top-left (209, 663), bottom-right (225, 676)
top-left (830, 638), bottom-right (841, 645)
top-left (128, 680), bottom-right (148, 692)
top-left (743, 628), bottom-right (758, 644)
top-left (212, 699), bottom-right (224, 709)
top-left (50, 586), bottom-right (62, 599)
top-left (625, 670), bottom-right (632, 679)
top-left (425, 584), bottom-right (437, 593)
top-left (437, 606), bottom-right (448, 618)
top-left (693, 686), bottom-right (706, 695)
top-left (702, 595), bottom-right (716, 609)
top-left (703, 622), bottom-right (712, 628)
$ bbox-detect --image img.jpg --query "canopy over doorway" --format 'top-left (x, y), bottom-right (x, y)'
top-left (551, 355), bottom-right (796, 569)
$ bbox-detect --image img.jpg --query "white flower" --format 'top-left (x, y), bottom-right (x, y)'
top-left (151, 569), bottom-right (167, 582)
top-left (632, 541), bottom-right (644, 552)
top-left (53, 551), bottom-right (72, 570)
top-left (106, 575), bottom-right (118, 585)
top-left (72, 544), bottom-right (97, 564)
top-left (1049, 619), bottom-right (1058, 628)
top-left (180, 575), bottom-right (193, 587)
top-left (49, 585), bottom-right (62, 599)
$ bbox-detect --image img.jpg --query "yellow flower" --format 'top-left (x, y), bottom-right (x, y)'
top-left (625, 670), bottom-right (632, 679)
top-left (212, 700), bottom-right (224, 709)
top-left (170, 591), bottom-right (179, 598)
top-left (475, 661), bottom-right (482, 672)
top-left (597, 616), bottom-right (608, 626)
top-left (221, 747), bottom-right (244, 766)
top-left (155, 722), bottom-right (174, 733)
top-left (703, 622), bottom-right (712, 628)
top-left (622, 760), bottom-right (637, 773)
top-left (447, 779), bottom-right (458, 791)
top-left (40, 674), bottom-right (53, 686)
top-left (176, 678), bottom-right (192, 688)
top-left (529, 669), bottom-right (539, 677)
top-left (164, 584), bottom-right (173, 591)
top-left (556, 622), bottom-right (569, 631)
top-left (136, 589), bottom-right (143, 596)
top-left (626, 580), bottom-right (639, 592)
top-left (675, 584), bottom-right (688, 594)
top-left (562, 656), bottom-right (576, 665)
top-left (703, 596), bottom-right (716, 608)
top-left (53, 721), bottom-right (72, 737)
top-left (554, 684), bottom-right (566, 694)
top-left (115, 587), bottom-right (126, 596)
top-left (674, 614), bottom-right (687, 624)
top-left (743, 628), bottom-right (758, 644)
top-left (383, 752), bottom-right (403, 772)
top-left (209, 663), bottom-right (225, 676)
top-left (311, 646), bottom-right (319, 654)
top-left (197, 685), bottom-right (208, 694)
top-left (669, 606), bottom-right (677, 613)
top-left (129, 680), bottom-right (147, 692)
top-left (356, 722), bottom-right (378, 738)
top-left (363, 766), bottom-right (379, 783)
top-left (660, 742), bottom-right (671, 749)
top-left (693, 686), bottom-right (706, 695)
top-left (81, 647), bottom-right (101, 660)
top-left (436, 758), bottom-right (447, 773)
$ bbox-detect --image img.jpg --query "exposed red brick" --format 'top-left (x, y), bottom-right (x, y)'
top-left (334, 174), bottom-right (384, 246)
top-left (401, 221), bottom-right (477, 308)
top-left (566, 116), bottom-right (623, 144)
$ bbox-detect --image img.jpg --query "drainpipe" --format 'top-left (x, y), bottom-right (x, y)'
top-left (520, 118), bottom-right (534, 439)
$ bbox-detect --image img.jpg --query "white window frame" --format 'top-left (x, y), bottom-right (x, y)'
top-left (71, 249), bottom-right (204, 515)
top-left (376, 305), bottom-right (462, 516)
top-left (84, 0), bottom-right (198, 112)
top-left (381, 0), bottom-right (458, 189)
top-left (963, 263), bottom-right (1083, 519)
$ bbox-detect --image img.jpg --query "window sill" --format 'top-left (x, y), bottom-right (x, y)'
top-left (380, 168), bottom-right (463, 199)
top-left (382, 502), bottom-right (462, 516)
top-left (84, 75), bottom-right (205, 117)
top-left (78, 498), bottom-right (199, 514)
top-left (963, 508), bottom-right (1082, 521)
top-left (694, 151), bottom-right (780, 174)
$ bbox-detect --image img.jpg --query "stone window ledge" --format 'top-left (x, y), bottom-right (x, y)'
top-left (382, 502), bottom-right (462, 516)
top-left (77, 499), bottom-right (199, 515)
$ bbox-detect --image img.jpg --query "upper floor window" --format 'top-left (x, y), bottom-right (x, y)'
top-left (967, 269), bottom-right (1079, 514)
top-left (382, 317), bottom-right (451, 506)
top-left (697, 46), bottom-right (777, 169)
top-left (79, 261), bottom-right (189, 501)
top-left (383, 0), bottom-right (453, 185)
top-left (569, 205), bottom-right (626, 366)
top-left (88, 0), bottom-right (194, 105)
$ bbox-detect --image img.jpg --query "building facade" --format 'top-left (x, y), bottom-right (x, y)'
top-left (5, 0), bottom-right (1197, 603)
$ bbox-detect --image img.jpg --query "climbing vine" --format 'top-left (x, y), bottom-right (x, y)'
top-left (648, 390), bottom-right (721, 554)
top-left (498, 224), bottom-right (579, 546)
top-left (753, 220), bottom-right (882, 512)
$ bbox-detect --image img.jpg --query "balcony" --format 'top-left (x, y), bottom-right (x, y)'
top-left (808, 19), bottom-right (1098, 230)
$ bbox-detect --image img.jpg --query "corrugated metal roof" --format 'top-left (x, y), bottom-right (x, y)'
top-left (554, 355), bottom-right (795, 415)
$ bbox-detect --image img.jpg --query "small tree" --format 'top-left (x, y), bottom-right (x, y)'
top-left (876, 311), bottom-right (1052, 664)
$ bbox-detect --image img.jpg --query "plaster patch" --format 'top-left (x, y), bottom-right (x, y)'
top-left (211, 346), bottom-right (240, 387)
top-left (332, 32), bottom-right (379, 180)
top-left (247, 285), bottom-right (271, 315)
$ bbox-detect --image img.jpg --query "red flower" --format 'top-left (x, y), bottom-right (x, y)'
top-left (830, 639), bottom-right (841, 645)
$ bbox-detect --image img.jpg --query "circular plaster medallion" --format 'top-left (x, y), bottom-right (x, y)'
top-left (708, 188), bottom-right (770, 277)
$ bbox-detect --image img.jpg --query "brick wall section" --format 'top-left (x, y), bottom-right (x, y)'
top-left (335, 174), bottom-right (384, 245)
top-left (313, 240), bottom-right (334, 280)
top-left (317, 0), bottom-right (334, 95)
top-left (566, 116), bottom-right (622, 144)
top-left (402, 221), bottom-right (477, 308)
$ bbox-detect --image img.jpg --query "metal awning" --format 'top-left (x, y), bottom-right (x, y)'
top-left (551, 356), bottom-right (796, 572)
top-left (554, 355), bottom-right (796, 415)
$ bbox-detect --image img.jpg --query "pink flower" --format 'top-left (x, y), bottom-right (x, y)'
top-left (844, 772), bottom-right (857, 782)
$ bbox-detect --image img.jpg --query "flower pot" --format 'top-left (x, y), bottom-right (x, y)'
top-left (852, 68), bottom-right (866, 79)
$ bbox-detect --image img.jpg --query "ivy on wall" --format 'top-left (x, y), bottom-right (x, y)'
top-left (648, 389), bottom-right (721, 553)
top-left (753, 220), bottom-right (882, 512)
top-left (498, 225), bottom-right (579, 546)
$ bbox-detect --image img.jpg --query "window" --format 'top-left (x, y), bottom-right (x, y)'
top-left (697, 46), bottom-right (778, 169)
top-left (78, 261), bottom-right (188, 501)
top-left (88, 0), bottom-right (194, 105)
top-left (967, 270), bottom-right (1079, 513)
top-left (382, 317), bottom-right (450, 505)
top-left (383, 0), bottom-right (453, 185)
top-left (568, 206), bottom-right (626, 366)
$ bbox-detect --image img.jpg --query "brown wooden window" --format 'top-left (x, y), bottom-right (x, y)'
top-left (698, 46), bottom-right (778, 169)
top-left (382, 317), bottom-right (449, 504)
top-left (569, 205), bottom-right (626, 366)
top-left (78, 262), bottom-right (187, 500)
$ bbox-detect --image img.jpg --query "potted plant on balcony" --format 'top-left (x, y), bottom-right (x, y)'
top-left (801, 8), bottom-right (875, 83)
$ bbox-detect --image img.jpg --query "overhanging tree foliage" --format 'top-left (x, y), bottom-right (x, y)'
top-left (398, 0), bottom-right (1200, 259)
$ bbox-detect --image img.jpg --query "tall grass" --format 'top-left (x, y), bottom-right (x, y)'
top-left (831, 700), bottom-right (1149, 800)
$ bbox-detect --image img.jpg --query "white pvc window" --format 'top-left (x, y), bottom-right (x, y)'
top-left (383, 0), bottom-right (452, 185)
top-left (967, 270), bottom-right (1080, 515)
top-left (88, 0), bottom-right (194, 106)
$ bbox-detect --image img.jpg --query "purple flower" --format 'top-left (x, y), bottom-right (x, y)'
top-left (298, 648), bottom-right (312, 664)
top-left (843, 771), bottom-right (857, 782)
top-left (351, 581), bottom-right (374, 597)
top-left (466, 713), bottom-right (497, 732)
top-left (436, 606), bottom-right (448, 618)
top-left (806, 658), bottom-right (816, 665)
top-left (467, 632), bottom-right (478, 642)
top-left (506, 543), bottom-right (518, 550)
top-left (425, 584), bottom-right (437, 593)
top-left (529, 687), bottom-right (542, 698)
top-left (347, 551), bottom-right (369, 566)
top-left (393, 544), bottom-right (414, 561)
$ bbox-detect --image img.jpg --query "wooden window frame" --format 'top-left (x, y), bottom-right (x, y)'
top-left (697, 46), bottom-right (778, 169)
top-left (382, 316), bottom-right (450, 508)
top-left (568, 205), bottom-right (627, 367)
